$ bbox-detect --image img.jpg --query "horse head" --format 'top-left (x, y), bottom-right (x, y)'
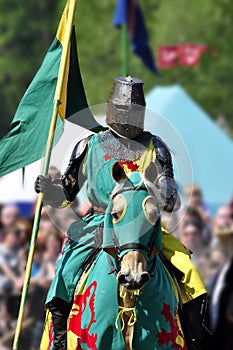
top-left (103, 161), bottom-right (161, 292)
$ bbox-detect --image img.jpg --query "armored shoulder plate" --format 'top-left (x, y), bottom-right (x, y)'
top-left (70, 135), bottom-right (92, 161)
top-left (152, 135), bottom-right (173, 178)
top-left (152, 135), bottom-right (172, 164)
top-left (61, 135), bottom-right (92, 202)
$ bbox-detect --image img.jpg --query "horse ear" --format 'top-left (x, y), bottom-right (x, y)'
top-left (144, 162), bottom-right (158, 182)
top-left (112, 162), bottom-right (127, 183)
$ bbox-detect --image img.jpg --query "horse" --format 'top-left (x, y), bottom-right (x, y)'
top-left (40, 162), bottom-right (186, 350)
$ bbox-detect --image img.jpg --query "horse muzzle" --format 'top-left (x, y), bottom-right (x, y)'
top-left (118, 271), bottom-right (150, 290)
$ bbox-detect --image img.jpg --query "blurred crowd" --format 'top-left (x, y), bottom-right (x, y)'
top-left (0, 169), bottom-right (233, 349)
top-left (0, 167), bottom-right (78, 350)
top-left (163, 183), bottom-right (233, 349)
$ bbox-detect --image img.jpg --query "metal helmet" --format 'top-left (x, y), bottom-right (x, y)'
top-left (106, 76), bottom-right (146, 139)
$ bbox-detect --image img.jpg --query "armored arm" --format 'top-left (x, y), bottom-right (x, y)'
top-left (35, 136), bottom-right (91, 208)
top-left (152, 136), bottom-right (181, 212)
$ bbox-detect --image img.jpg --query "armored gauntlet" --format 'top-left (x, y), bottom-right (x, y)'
top-left (34, 175), bottom-right (65, 207)
top-left (155, 175), bottom-right (181, 212)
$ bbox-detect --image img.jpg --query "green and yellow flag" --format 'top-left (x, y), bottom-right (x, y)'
top-left (0, 0), bottom-right (99, 177)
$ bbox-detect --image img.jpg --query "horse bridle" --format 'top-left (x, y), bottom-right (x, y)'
top-left (110, 183), bottom-right (160, 266)
top-left (108, 185), bottom-right (183, 306)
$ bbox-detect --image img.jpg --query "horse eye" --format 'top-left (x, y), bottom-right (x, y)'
top-left (143, 196), bottom-right (160, 225)
top-left (112, 211), bottom-right (119, 220)
top-left (111, 194), bottom-right (127, 223)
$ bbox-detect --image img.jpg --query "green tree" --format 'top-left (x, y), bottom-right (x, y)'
top-left (150, 0), bottom-right (233, 132)
top-left (0, 0), bottom-right (232, 138)
top-left (0, 0), bottom-right (59, 137)
top-left (74, 0), bottom-right (233, 134)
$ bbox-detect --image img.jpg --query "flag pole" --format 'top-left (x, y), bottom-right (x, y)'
top-left (121, 22), bottom-right (128, 76)
top-left (12, 1), bottom-right (76, 348)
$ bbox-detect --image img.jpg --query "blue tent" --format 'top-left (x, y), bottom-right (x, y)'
top-left (145, 84), bottom-right (233, 214)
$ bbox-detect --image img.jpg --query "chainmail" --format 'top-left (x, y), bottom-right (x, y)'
top-left (98, 130), bottom-right (150, 162)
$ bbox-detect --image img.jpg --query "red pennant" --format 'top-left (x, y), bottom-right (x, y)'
top-left (179, 43), bottom-right (216, 66)
top-left (157, 45), bottom-right (179, 68)
top-left (158, 43), bottom-right (216, 68)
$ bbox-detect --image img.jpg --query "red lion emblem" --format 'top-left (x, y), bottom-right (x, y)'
top-left (68, 281), bottom-right (98, 350)
top-left (157, 303), bottom-right (186, 349)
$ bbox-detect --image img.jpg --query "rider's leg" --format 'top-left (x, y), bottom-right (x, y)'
top-left (46, 236), bottom-right (92, 306)
top-left (179, 294), bottom-right (208, 350)
top-left (47, 297), bottom-right (72, 350)
top-left (161, 225), bottom-right (208, 349)
top-left (45, 219), bottom-right (102, 349)
top-left (45, 237), bottom-right (93, 349)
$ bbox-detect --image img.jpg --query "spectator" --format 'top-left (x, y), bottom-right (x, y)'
top-left (178, 219), bottom-right (207, 267)
top-left (196, 253), bottom-right (215, 286)
top-left (38, 212), bottom-right (57, 244)
top-left (207, 227), bottom-right (233, 350)
top-left (0, 225), bottom-right (23, 334)
top-left (30, 230), bottom-right (62, 299)
top-left (30, 245), bottom-right (43, 279)
top-left (0, 205), bottom-right (20, 241)
top-left (39, 230), bottom-right (62, 288)
top-left (161, 196), bottom-right (205, 241)
top-left (209, 242), bottom-right (228, 272)
top-left (0, 225), bottom-right (23, 294)
top-left (212, 204), bottom-right (233, 237)
top-left (0, 205), bottom-right (20, 227)
top-left (28, 231), bottom-right (62, 349)
top-left (183, 184), bottom-right (210, 220)
top-left (178, 206), bottom-right (204, 232)
top-left (16, 218), bottom-right (32, 247)
top-left (15, 218), bottom-right (32, 274)
top-left (183, 183), bottom-right (212, 243)
top-left (196, 243), bottom-right (227, 286)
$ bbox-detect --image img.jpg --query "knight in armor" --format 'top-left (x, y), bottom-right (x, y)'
top-left (35, 77), bottom-right (207, 349)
